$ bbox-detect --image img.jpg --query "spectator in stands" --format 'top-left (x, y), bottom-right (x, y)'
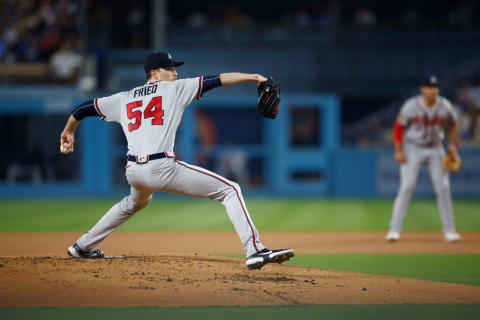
top-left (455, 79), bottom-right (473, 141)
top-left (466, 76), bottom-right (480, 142)
top-left (186, 11), bottom-right (209, 29)
top-left (216, 148), bottom-right (250, 187)
top-left (224, 5), bottom-right (251, 31)
top-left (126, 4), bottom-right (147, 48)
top-left (293, 7), bottom-right (311, 29)
top-left (195, 108), bottom-right (217, 167)
top-left (49, 39), bottom-right (82, 84)
top-left (355, 6), bottom-right (377, 28)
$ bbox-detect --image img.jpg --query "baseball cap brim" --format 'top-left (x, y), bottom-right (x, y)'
top-left (173, 61), bottom-right (184, 67)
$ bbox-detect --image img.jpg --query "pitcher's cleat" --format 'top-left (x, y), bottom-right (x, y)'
top-left (386, 231), bottom-right (400, 242)
top-left (246, 248), bottom-right (294, 270)
top-left (67, 243), bottom-right (105, 259)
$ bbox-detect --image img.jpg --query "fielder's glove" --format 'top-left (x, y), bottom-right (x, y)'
top-left (257, 77), bottom-right (281, 119)
top-left (442, 151), bottom-right (462, 173)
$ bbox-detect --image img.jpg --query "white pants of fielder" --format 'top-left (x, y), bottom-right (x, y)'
top-left (389, 142), bottom-right (457, 233)
top-left (76, 158), bottom-right (265, 257)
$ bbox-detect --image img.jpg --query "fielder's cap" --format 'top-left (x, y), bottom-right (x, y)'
top-left (144, 52), bottom-right (184, 73)
top-left (422, 75), bottom-right (439, 87)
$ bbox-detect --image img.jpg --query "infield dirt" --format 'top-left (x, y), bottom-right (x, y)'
top-left (0, 231), bottom-right (479, 307)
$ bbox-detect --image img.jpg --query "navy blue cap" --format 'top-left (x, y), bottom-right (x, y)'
top-left (144, 52), bottom-right (184, 73)
top-left (422, 75), bottom-right (439, 87)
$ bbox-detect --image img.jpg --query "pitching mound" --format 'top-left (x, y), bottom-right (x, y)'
top-left (1, 254), bottom-right (480, 307)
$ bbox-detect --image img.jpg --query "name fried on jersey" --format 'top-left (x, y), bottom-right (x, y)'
top-left (134, 84), bottom-right (158, 98)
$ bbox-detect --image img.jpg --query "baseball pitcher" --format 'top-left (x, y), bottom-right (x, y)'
top-left (60, 51), bottom-right (293, 270)
top-left (386, 75), bottom-right (462, 242)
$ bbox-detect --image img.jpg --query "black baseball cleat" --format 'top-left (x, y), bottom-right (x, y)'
top-left (67, 243), bottom-right (105, 259)
top-left (246, 248), bottom-right (294, 270)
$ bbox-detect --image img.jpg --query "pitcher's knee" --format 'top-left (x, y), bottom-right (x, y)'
top-left (227, 181), bottom-right (242, 197)
top-left (216, 181), bottom-right (241, 202)
top-left (230, 181), bottom-right (241, 193)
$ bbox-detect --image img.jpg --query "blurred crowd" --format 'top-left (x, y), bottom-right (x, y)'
top-left (3, 0), bottom-right (479, 60)
top-left (455, 76), bottom-right (480, 145)
top-left (0, 0), bottom-right (84, 83)
top-left (1, 0), bottom-right (480, 150)
top-left (173, 0), bottom-right (480, 33)
top-left (85, 0), bottom-right (150, 49)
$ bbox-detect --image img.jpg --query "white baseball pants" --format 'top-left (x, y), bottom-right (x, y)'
top-left (389, 142), bottom-right (457, 233)
top-left (76, 158), bottom-right (265, 256)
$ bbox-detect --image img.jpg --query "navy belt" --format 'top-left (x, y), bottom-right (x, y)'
top-left (127, 152), bottom-right (169, 164)
top-left (418, 142), bottom-right (438, 148)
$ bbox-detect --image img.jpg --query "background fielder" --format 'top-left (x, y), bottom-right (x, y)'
top-left (386, 76), bottom-right (461, 242)
top-left (60, 51), bottom-right (294, 270)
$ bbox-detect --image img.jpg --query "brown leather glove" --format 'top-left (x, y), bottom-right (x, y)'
top-left (442, 151), bottom-right (462, 173)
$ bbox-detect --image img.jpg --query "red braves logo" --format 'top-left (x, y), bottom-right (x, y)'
top-left (411, 115), bottom-right (446, 127)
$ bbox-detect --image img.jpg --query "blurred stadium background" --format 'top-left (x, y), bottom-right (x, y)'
top-left (1, 0), bottom-right (480, 198)
top-left (1, 1), bottom-right (480, 319)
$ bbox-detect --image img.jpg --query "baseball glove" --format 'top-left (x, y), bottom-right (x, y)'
top-left (257, 77), bottom-right (281, 119)
top-left (442, 151), bottom-right (462, 173)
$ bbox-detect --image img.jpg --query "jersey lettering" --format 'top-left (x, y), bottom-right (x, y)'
top-left (399, 96), bottom-right (456, 146)
top-left (126, 96), bottom-right (164, 132)
top-left (133, 84), bottom-right (158, 98)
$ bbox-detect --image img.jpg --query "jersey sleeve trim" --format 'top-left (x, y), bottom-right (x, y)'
top-left (200, 75), bottom-right (222, 97)
top-left (94, 98), bottom-right (107, 120)
top-left (196, 76), bottom-right (203, 100)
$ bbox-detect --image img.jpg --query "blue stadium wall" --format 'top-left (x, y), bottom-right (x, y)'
top-left (1, 86), bottom-right (479, 198)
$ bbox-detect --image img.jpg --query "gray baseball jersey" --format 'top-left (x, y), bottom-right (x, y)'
top-left (388, 94), bottom-right (458, 235)
top-left (75, 77), bottom-right (265, 257)
top-left (94, 78), bottom-right (202, 156)
top-left (398, 95), bottom-right (457, 146)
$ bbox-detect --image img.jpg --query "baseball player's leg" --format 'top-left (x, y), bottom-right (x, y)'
top-left (163, 160), bottom-right (265, 257)
top-left (427, 150), bottom-right (456, 233)
top-left (389, 156), bottom-right (421, 233)
top-left (76, 185), bottom-right (153, 252)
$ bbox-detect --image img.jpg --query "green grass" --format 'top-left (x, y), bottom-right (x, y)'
top-left (1, 199), bottom-right (479, 319)
top-left (0, 198), bottom-right (479, 232)
top-left (1, 304), bottom-right (480, 320)
top-left (284, 254), bottom-right (480, 287)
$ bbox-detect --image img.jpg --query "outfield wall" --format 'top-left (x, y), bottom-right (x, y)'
top-left (1, 87), bottom-right (479, 198)
top-left (333, 148), bottom-right (480, 197)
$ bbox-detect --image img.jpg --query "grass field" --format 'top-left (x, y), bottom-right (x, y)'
top-left (0, 198), bottom-right (479, 231)
top-left (1, 198), bottom-right (479, 319)
top-left (1, 304), bottom-right (480, 320)
top-left (286, 254), bottom-right (480, 287)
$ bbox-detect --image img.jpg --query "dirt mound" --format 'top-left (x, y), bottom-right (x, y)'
top-left (1, 254), bottom-right (480, 307)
